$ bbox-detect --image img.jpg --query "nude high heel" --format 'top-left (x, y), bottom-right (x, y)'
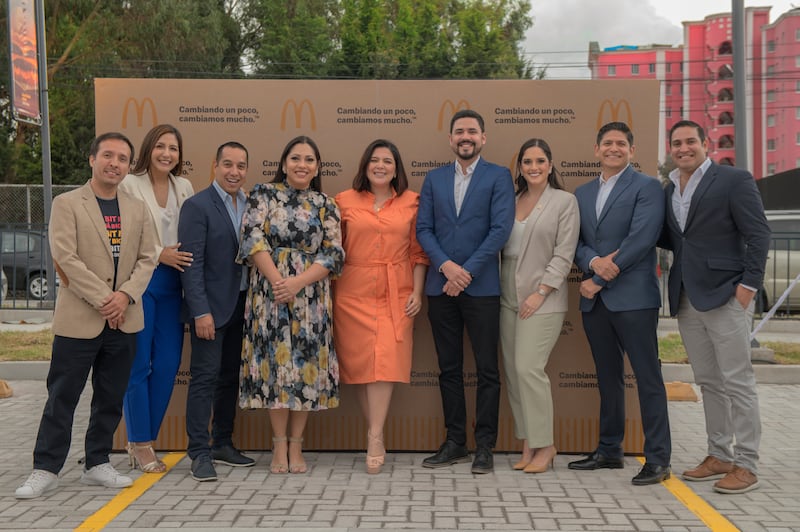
top-left (366, 430), bottom-right (385, 474)
top-left (270, 437), bottom-right (288, 474)
top-left (288, 437), bottom-right (307, 474)
top-left (524, 445), bottom-right (557, 474)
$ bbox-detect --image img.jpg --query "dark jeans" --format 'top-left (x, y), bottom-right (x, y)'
top-left (582, 298), bottom-right (672, 466)
top-left (33, 325), bottom-right (137, 473)
top-left (186, 292), bottom-right (246, 460)
top-left (427, 294), bottom-right (501, 449)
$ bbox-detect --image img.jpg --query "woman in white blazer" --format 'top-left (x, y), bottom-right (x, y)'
top-left (500, 138), bottom-right (579, 473)
top-left (119, 124), bottom-right (194, 472)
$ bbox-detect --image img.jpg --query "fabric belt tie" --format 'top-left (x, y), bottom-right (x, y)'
top-left (346, 258), bottom-right (406, 342)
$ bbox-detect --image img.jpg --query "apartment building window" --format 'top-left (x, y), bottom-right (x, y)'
top-left (796, 107), bottom-right (800, 119)
top-left (796, 80), bottom-right (800, 92)
top-left (796, 157), bottom-right (800, 167)
top-left (649, 63), bottom-right (655, 73)
top-left (768, 40), bottom-right (776, 52)
top-left (767, 65), bottom-right (776, 76)
top-left (665, 84), bottom-right (671, 95)
top-left (631, 64), bottom-right (639, 75)
top-left (796, 132), bottom-right (800, 144)
top-left (796, 56), bottom-right (800, 68)
top-left (767, 90), bottom-right (776, 102)
top-left (666, 63), bottom-right (672, 73)
top-left (666, 108), bottom-right (672, 118)
top-left (608, 65), bottom-right (616, 76)
top-left (767, 115), bottom-right (776, 127)
top-left (768, 164), bottom-right (776, 175)
top-left (767, 139), bottom-right (776, 151)
top-left (796, 28), bottom-right (800, 40)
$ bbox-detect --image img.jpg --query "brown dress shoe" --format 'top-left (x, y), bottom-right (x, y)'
top-left (682, 456), bottom-right (733, 481)
top-left (713, 466), bottom-right (760, 494)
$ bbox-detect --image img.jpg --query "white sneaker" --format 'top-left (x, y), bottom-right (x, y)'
top-left (80, 463), bottom-right (133, 488)
top-left (15, 469), bottom-right (59, 499)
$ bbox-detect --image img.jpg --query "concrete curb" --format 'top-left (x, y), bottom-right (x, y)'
top-left (3, 360), bottom-right (800, 385)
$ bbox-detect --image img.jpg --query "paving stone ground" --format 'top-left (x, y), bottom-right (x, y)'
top-left (1, 380), bottom-right (798, 531)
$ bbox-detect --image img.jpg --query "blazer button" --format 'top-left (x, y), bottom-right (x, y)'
top-left (106, 278), bottom-right (112, 283)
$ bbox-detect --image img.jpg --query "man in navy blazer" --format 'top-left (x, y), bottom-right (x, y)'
top-left (179, 142), bottom-right (255, 481)
top-left (569, 122), bottom-right (672, 486)
top-left (416, 109), bottom-right (515, 474)
top-left (660, 120), bottom-right (770, 494)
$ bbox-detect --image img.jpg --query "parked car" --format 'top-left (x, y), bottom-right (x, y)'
top-left (0, 225), bottom-right (53, 300)
top-left (761, 211), bottom-right (800, 312)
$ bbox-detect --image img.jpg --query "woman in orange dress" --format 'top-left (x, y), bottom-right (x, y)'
top-left (334, 139), bottom-right (428, 474)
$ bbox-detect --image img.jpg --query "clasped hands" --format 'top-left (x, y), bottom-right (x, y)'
top-left (580, 250), bottom-right (620, 300)
top-left (272, 276), bottom-right (304, 303)
top-left (101, 291), bottom-right (130, 329)
top-left (440, 260), bottom-right (472, 297)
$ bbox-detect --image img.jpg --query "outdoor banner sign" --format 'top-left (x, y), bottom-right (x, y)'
top-left (7, 0), bottom-right (41, 125)
top-left (97, 78), bottom-right (659, 453)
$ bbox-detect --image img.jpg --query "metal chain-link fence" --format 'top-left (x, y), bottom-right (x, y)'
top-left (0, 184), bottom-right (79, 224)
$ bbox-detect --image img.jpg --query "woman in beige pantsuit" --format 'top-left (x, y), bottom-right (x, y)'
top-left (500, 138), bottom-right (579, 473)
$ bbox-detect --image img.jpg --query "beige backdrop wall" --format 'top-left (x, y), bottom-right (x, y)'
top-left (96, 78), bottom-right (659, 453)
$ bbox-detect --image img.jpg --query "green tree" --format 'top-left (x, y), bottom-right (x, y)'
top-left (0, 0), bottom-right (240, 185)
top-left (243, 0), bottom-right (341, 77)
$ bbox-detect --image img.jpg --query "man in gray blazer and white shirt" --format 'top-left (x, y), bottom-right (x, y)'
top-left (660, 120), bottom-right (770, 494)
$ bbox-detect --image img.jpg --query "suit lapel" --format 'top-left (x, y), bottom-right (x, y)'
top-left (459, 159), bottom-right (486, 217)
top-left (598, 166), bottom-right (633, 224)
top-left (210, 188), bottom-right (239, 241)
top-left (664, 181), bottom-right (682, 233)
top-left (517, 185), bottom-right (552, 259)
top-left (684, 162), bottom-right (717, 230)
top-left (81, 183), bottom-right (114, 264)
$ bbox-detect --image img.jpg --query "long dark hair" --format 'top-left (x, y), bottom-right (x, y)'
top-left (132, 124), bottom-right (183, 176)
top-left (514, 138), bottom-right (563, 195)
top-left (352, 139), bottom-right (409, 195)
top-left (272, 135), bottom-right (322, 192)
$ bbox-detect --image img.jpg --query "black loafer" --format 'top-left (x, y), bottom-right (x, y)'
top-left (191, 455), bottom-right (218, 482)
top-left (471, 447), bottom-right (493, 474)
top-left (422, 440), bottom-right (470, 468)
top-left (212, 445), bottom-right (256, 467)
top-left (632, 463), bottom-right (671, 485)
top-left (567, 451), bottom-right (624, 470)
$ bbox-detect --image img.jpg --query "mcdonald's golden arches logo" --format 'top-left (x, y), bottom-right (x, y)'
top-left (121, 97), bottom-right (158, 128)
top-left (437, 99), bottom-right (471, 131)
top-left (596, 99), bottom-right (633, 131)
top-left (281, 99), bottom-right (316, 131)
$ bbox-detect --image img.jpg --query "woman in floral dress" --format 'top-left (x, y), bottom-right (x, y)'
top-left (238, 136), bottom-right (344, 474)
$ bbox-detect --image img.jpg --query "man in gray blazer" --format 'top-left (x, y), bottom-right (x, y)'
top-left (16, 132), bottom-right (157, 499)
top-left (569, 122), bottom-right (671, 486)
top-left (661, 120), bottom-right (770, 494)
top-left (179, 142), bottom-right (254, 481)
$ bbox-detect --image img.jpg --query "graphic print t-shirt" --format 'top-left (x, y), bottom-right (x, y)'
top-left (96, 197), bottom-right (121, 289)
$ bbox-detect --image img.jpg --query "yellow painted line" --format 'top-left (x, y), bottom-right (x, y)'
top-left (75, 452), bottom-right (186, 532)
top-left (635, 457), bottom-right (740, 532)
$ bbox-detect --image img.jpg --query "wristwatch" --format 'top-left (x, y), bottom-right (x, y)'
top-left (537, 287), bottom-right (548, 297)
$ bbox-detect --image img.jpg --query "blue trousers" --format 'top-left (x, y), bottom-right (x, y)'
top-left (123, 264), bottom-right (184, 443)
top-left (186, 292), bottom-right (246, 460)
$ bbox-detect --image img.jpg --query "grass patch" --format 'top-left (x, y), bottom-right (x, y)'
top-left (0, 330), bottom-right (52, 361)
top-left (763, 341), bottom-right (800, 364)
top-left (658, 334), bottom-right (689, 363)
top-left (0, 330), bottom-right (799, 364)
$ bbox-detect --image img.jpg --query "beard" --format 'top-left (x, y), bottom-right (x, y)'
top-left (454, 141), bottom-right (481, 161)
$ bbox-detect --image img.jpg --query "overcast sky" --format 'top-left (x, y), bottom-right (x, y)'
top-left (525, 1), bottom-right (798, 79)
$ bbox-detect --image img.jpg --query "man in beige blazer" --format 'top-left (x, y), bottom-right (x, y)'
top-left (16, 132), bottom-right (157, 499)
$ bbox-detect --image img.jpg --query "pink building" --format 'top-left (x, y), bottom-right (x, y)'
top-left (588, 6), bottom-right (800, 179)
